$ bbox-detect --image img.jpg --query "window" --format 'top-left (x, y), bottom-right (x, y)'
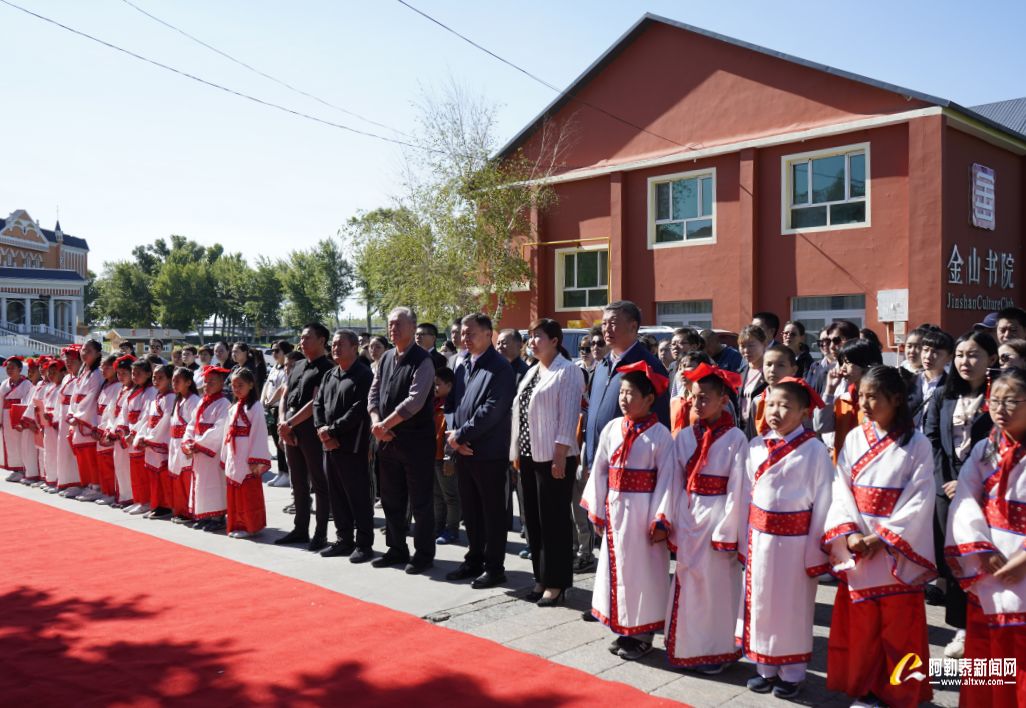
top-left (557, 248), bottom-right (608, 310)
top-left (648, 169), bottom-right (716, 247)
top-left (791, 294), bottom-right (866, 359)
top-left (783, 143), bottom-right (869, 233)
top-left (656, 300), bottom-right (713, 330)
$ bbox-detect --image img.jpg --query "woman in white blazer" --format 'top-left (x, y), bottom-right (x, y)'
top-left (510, 319), bottom-right (586, 606)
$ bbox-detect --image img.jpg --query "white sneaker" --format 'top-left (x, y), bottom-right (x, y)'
top-left (129, 503), bottom-right (151, 516)
top-left (123, 503), bottom-right (142, 514)
top-left (229, 530), bottom-right (252, 539)
top-left (77, 489), bottom-right (100, 502)
top-left (5, 470), bottom-right (24, 483)
top-left (94, 495), bottom-right (115, 506)
top-left (944, 629), bottom-right (966, 659)
top-left (62, 486), bottom-right (83, 499)
top-left (269, 473), bottom-right (290, 488)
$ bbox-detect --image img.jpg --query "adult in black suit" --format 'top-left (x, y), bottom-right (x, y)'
top-left (497, 328), bottom-right (531, 533)
top-left (415, 322), bottom-right (449, 371)
top-left (923, 330), bottom-right (997, 653)
top-left (368, 307), bottom-right (437, 574)
top-left (446, 313), bottom-right (516, 588)
top-left (314, 329), bottom-right (375, 563)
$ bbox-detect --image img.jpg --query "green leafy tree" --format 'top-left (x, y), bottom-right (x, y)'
top-left (93, 261), bottom-right (154, 327)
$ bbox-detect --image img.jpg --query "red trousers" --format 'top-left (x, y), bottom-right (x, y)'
top-left (827, 584), bottom-right (932, 707)
top-left (147, 463), bottom-right (172, 510)
top-left (73, 444), bottom-right (99, 487)
top-left (129, 455), bottom-right (150, 505)
top-left (226, 477), bottom-right (266, 534)
top-left (96, 449), bottom-right (117, 496)
top-left (962, 601), bottom-right (1026, 708)
top-left (171, 470), bottom-right (193, 519)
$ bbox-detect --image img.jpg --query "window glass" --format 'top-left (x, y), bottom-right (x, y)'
top-left (811, 154), bottom-right (846, 203)
top-left (792, 163), bottom-right (809, 205)
top-left (791, 206), bottom-right (828, 229)
top-left (656, 182), bottom-right (670, 221)
top-left (656, 223), bottom-right (684, 243)
top-left (849, 153), bottom-right (866, 198)
top-left (671, 178), bottom-right (698, 220)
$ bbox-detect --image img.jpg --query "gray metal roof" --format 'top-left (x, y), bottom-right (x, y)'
top-left (0, 267), bottom-right (85, 282)
top-left (0, 217), bottom-right (90, 251)
top-left (498, 13), bottom-right (1026, 159)
top-left (971, 97), bottom-right (1026, 137)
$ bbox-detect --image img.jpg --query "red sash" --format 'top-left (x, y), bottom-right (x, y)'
top-left (749, 507), bottom-right (812, 536)
top-left (609, 413), bottom-right (658, 469)
top-left (684, 411), bottom-right (734, 494)
top-left (608, 467), bottom-right (657, 493)
top-left (225, 403), bottom-right (252, 451)
top-left (850, 419), bottom-right (899, 483)
top-left (754, 429), bottom-right (816, 482)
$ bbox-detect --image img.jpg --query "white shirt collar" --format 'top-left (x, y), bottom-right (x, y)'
top-left (765, 424), bottom-right (806, 443)
top-left (609, 340), bottom-right (638, 366)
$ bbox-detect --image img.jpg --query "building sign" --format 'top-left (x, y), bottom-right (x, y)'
top-left (971, 163), bottom-right (996, 230)
top-left (946, 243), bottom-right (1014, 311)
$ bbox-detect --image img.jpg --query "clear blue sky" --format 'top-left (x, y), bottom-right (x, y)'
top-left (2, 0), bottom-right (1023, 316)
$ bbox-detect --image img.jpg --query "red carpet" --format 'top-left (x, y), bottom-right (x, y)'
top-left (0, 492), bottom-right (681, 707)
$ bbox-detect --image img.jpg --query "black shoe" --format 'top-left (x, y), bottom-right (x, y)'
top-left (925, 584), bottom-right (946, 606)
top-left (282, 503), bottom-right (295, 514)
top-left (771, 680), bottom-right (802, 699)
top-left (617, 637), bottom-right (653, 661)
top-left (274, 530), bottom-right (310, 546)
top-left (321, 541), bottom-right (355, 558)
top-left (189, 519), bottom-right (210, 531)
top-left (308, 536), bottom-right (328, 552)
top-left (525, 590), bottom-right (544, 602)
top-left (349, 548), bottom-right (374, 564)
top-left (203, 517), bottom-right (226, 532)
top-left (607, 636), bottom-right (628, 655)
top-left (746, 676), bottom-right (777, 694)
top-left (582, 610), bottom-right (598, 622)
top-left (470, 570), bottom-right (506, 589)
top-left (537, 589), bottom-right (567, 607)
top-left (150, 507), bottom-right (172, 519)
top-left (171, 515), bottom-right (192, 525)
top-left (404, 558), bottom-right (433, 575)
top-left (371, 549), bottom-right (410, 568)
top-left (445, 563), bottom-right (483, 581)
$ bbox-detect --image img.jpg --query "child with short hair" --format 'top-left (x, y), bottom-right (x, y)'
top-left (737, 325), bottom-right (768, 438)
top-left (222, 368), bottom-right (270, 538)
top-left (825, 365), bottom-right (936, 707)
top-left (946, 367), bottom-right (1026, 706)
top-left (742, 377), bottom-right (833, 700)
top-left (747, 344), bottom-right (799, 438)
top-left (433, 367), bottom-right (461, 544)
top-left (816, 339), bottom-right (884, 462)
top-left (911, 329), bottom-right (953, 430)
top-left (582, 361), bottom-right (674, 661)
top-left (663, 363), bottom-right (747, 672)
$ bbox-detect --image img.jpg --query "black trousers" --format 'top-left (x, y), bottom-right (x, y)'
top-left (520, 455), bottom-right (577, 589)
top-left (934, 491), bottom-right (967, 629)
top-left (267, 407), bottom-right (288, 473)
top-left (378, 437), bottom-right (435, 563)
top-left (324, 449), bottom-right (374, 550)
top-left (457, 456), bottom-right (509, 573)
top-left (285, 428), bottom-right (329, 538)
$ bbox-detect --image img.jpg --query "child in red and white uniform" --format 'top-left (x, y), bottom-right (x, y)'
top-left (1, 357), bottom-right (33, 483)
top-left (183, 366), bottom-right (231, 531)
top-left (223, 368), bottom-right (271, 538)
top-left (68, 340), bottom-right (105, 502)
top-left (662, 363), bottom-right (747, 673)
top-left (122, 359), bottom-right (156, 515)
top-left (93, 354), bottom-right (122, 504)
top-left (825, 365), bottom-right (936, 707)
top-left (136, 364), bottom-right (176, 519)
top-left (19, 357), bottom-right (46, 485)
top-left (55, 345), bottom-right (84, 497)
top-left (741, 377), bottom-right (833, 700)
top-left (41, 359), bottom-right (67, 491)
top-left (110, 356), bottom-right (137, 507)
top-left (946, 367), bottom-right (1026, 708)
top-left (582, 360), bottom-right (675, 662)
top-left (168, 368), bottom-right (200, 523)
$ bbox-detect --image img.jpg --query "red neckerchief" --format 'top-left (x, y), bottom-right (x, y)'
top-left (847, 382), bottom-right (859, 409)
top-left (850, 418), bottom-right (900, 483)
top-left (755, 428), bottom-right (817, 482)
top-left (195, 391), bottom-right (224, 423)
top-left (685, 411), bottom-right (734, 492)
top-left (127, 382), bottom-right (152, 407)
top-left (174, 394), bottom-right (197, 426)
top-left (993, 430), bottom-right (1026, 511)
top-left (755, 388), bottom-right (770, 435)
top-left (224, 402), bottom-right (252, 452)
top-left (610, 413), bottom-right (659, 469)
top-left (114, 385), bottom-right (130, 418)
top-left (434, 397), bottom-right (445, 414)
top-left (671, 396), bottom-right (692, 432)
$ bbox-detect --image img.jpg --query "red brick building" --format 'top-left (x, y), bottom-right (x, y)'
top-left (497, 14), bottom-right (1025, 345)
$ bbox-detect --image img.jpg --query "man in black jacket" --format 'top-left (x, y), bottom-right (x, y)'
top-left (314, 329), bottom-right (375, 563)
top-left (368, 307), bottom-right (437, 574)
top-left (415, 322), bottom-right (449, 371)
top-left (446, 313), bottom-right (516, 589)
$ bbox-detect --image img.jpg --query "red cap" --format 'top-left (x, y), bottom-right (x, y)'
top-left (5, 355), bottom-right (24, 366)
top-left (47, 359), bottom-right (67, 371)
top-left (114, 354), bottom-right (137, 368)
top-left (683, 362), bottom-right (743, 394)
top-left (61, 344), bottom-right (82, 358)
top-left (616, 360), bottom-right (669, 398)
top-left (775, 376), bottom-right (826, 410)
top-left (202, 365), bottom-right (231, 380)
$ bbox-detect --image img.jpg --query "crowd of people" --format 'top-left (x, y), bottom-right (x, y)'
top-left (3, 302), bottom-right (1026, 706)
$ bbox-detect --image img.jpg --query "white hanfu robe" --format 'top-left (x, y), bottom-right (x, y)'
top-left (140, 391), bottom-right (175, 473)
top-left (186, 393), bottom-right (230, 518)
top-left (0, 376), bottom-right (31, 472)
top-left (95, 381), bottom-right (122, 459)
top-left (69, 367), bottom-right (104, 452)
top-left (168, 394), bottom-right (199, 476)
top-left (25, 380), bottom-right (47, 480)
top-left (222, 400), bottom-right (272, 484)
top-left (54, 372), bottom-right (81, 489)
top-left (945, 435), bottom-right (1026, 623)
top-left (42, 378), bottom-right (64, 485)
top-left (581, 415), bottom-right (674, 636)
top-left (111, 386), bottom-right (135, 503)
top-left (740, 426), bottom-right (832, 675)
top-left (662, 418), bottom-right (748, 667)
top-left (824, 421), bottom-right (937, 598)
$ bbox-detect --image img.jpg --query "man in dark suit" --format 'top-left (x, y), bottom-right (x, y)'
top-left (446, 313), bottom-right (516, 589)
top-left (314, 329), bottom-right (375, 563)
top-left (497, 328), bottom-right (530, 533)
top-left (415, 322), bottom-right (449, 371)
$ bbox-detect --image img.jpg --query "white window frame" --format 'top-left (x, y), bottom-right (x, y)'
top-left (656, 300), bottom-right (713, 330)
top-left (647, 167), bottom-right (717, 249)
top-left (781, 142), bottom-right (871, 235)
top-left (555, 245), bottom-right (609, 312)
top-left (790, 294), bottom-right (866, 360)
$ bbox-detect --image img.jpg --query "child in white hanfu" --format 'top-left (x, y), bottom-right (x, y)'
top-left (222, 368), bottom-right (271, 538)
top-left (661, 363), bottom-right (747, 674)
top-left (581, 360), bottom-right (674, 662)
top-left (183, 366), bottom-right (231, 532)
top-left (740, 377), bottom-right (833, 701)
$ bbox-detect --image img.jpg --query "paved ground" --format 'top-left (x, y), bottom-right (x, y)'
top-left (2, 474), bottom-right (961, 707)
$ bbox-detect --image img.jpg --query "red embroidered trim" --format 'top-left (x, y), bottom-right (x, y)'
top-left (170, 425), bottom-right (186, 439)
top-left (989, 612), bottom-right (1026, 627)
top-left (147, 442), bottom-right (169, 453)
top-left (944, 541), bottom-right (999, 557)
top-left (849, 420), bottom-right (899, 483)
top-left (711, 541), bottom-right (737, 552)
top-left (579, 498), bottom-right (605, 527)
top-left (748, 505), bottom-right (812, 536)
top-left (848, 584), bottom-right (922, 602)
top-left (822, 522), bottom-right (860, 546)
top-left (852, 485), bottom-right (902, 517)
top-left (754, 430), bottom-right (816, 483)
top-left (875, 525), bottom-right (937, 574)
top-left (805, 563), bottom-right (831, 578)
top-left (983, 497), bottom-right (1026, 535)
top-left (690, 474), bottom-right (729, 496)
top-left (590, 608), bottom-right (663, 637)
top-left (667, 650), bottom-right (742, 668)
top-left (608, 466), bottom-right (657, 493)
top-left (194, 443), bottom-right (218, 458)
top-left (192, 509), bottom-right (225, 520)
top-left (96, 448), bottom-right (114, 457)
top-left (127, 411), bottom-right (141, 424)
top-left (197, 422), bottom-right (214, 433)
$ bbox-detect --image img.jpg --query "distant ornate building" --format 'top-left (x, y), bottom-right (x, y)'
top-left (0, 209), bottom-right (89, 338)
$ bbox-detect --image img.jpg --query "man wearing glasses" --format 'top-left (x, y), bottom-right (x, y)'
top-left (415, 323), bottom-right (449, 370)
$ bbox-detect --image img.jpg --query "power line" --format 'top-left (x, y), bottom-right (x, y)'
top-left (119, 0), bottom-right (413, 139)
top-left (0, 0), bottom-right (432, 152)
top-left (394, 0), bottom-right (691, 149)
